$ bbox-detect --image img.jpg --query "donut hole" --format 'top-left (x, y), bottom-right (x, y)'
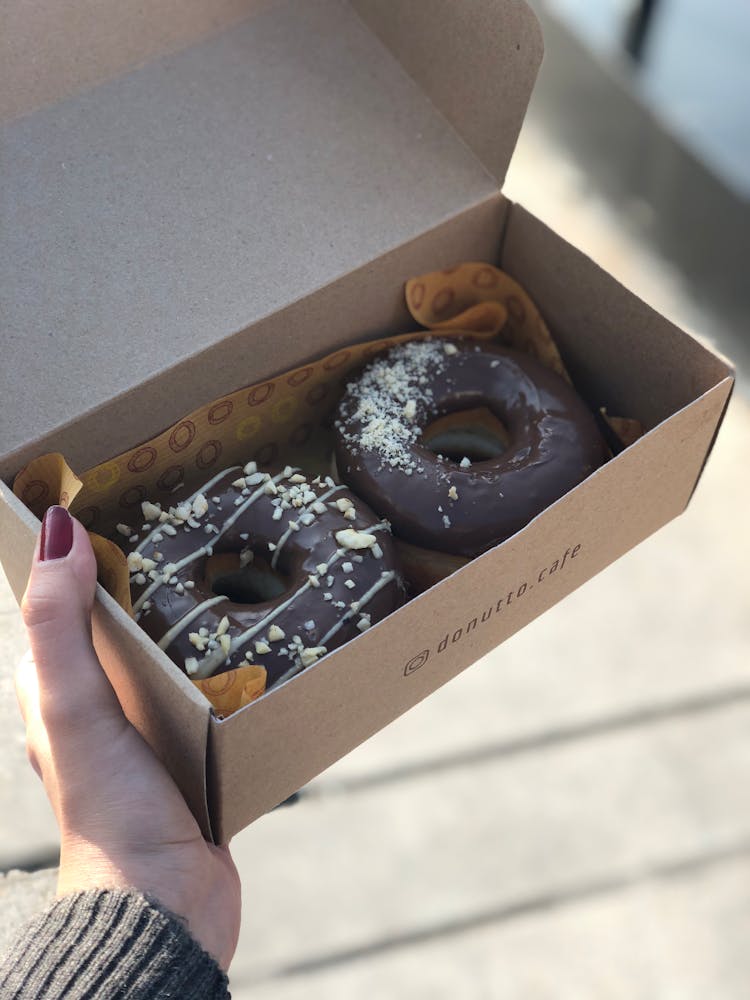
top-left (422, 407), bottom-right (510, 463)
top-left (205, 552), bottom-right (289, 605)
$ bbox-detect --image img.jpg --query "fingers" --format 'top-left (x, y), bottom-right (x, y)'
top-left (15, 649), bottom-right (58, 812)
top-left (21, 508), bottom-right (122, 731)
top-left (14, 649), bottom-right (35, 727)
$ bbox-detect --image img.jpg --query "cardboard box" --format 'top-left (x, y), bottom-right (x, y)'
top-left (0, 0), bottom-right (734, 842)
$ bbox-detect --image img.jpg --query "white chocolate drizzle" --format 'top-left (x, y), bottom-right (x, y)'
top-left (318, 570), bottom-right (396, 648)
top-left (270, 482), bottom-right (345, 570)
top-left (135, 468), bottom-right (237, 555)
top-left (132, 469), bottom-right (291, 613)
top-left (188, 522), bottom-right (391, 679)
top-left (157, 595), bottom-right (227, 650)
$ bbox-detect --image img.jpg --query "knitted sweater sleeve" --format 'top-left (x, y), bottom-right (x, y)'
top-left (0, 888), bottom-right (230, 998)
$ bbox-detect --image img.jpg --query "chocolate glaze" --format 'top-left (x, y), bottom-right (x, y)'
top-left (334, 342), bottom-right (610, 558)
top-left (115, 466), bottom-right (406, 689)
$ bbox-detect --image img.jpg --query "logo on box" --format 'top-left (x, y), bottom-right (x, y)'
top-left (403, 649), bottom-right (430, 676)
top-left (402, 543), bottom-right (583, 678)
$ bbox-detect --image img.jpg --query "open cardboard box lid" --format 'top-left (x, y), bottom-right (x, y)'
top-left (1, 0), bottom-right (542, 473)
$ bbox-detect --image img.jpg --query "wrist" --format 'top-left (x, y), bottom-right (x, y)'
top-left (57, 835), bottom-right (240, 970)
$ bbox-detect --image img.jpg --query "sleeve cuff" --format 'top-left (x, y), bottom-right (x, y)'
top-left (0, 887), bottom-right (230, 998)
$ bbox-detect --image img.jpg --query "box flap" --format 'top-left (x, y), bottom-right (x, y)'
top-left (352, 0), bottom-right (543, 186)
top-left (0, 0), bottom-right (541, 470)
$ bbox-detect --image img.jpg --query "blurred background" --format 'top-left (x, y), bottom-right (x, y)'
top-left (1, 1), bottom-right (749, 996)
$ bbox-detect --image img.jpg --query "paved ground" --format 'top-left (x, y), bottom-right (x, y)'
top-left (1, 98), bottom-right (749, 1000)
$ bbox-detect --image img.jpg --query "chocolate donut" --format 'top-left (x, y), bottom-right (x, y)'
top-left (334, 340), bottom-right (609, 558)
top-left (117, 464), bottom-right (405, 688)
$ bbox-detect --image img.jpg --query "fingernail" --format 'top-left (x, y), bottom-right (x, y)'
top-left (40, 506), bottom-right (74, 561)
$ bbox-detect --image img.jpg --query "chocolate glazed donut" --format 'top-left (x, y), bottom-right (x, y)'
top-left (118, 464), bottom-right (405, 689)
top-left (334, 340), bottom-right (609, 558)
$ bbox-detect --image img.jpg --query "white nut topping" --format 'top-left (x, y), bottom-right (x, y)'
top-left (300, 646), bottom-right (327, 668)
top-left (219, 634), bottom-right (231, 656)
top-left (403, 400), bottom-right (417, 421)
top-left (459, 456), bottom-right (472, 469)
top-left (117, 523), bottom-right (133, 537)
top-left (443, 342), bottom-right (459, 355)
top-left (216, 616), bottom-right (230, 636)
top-left (448, 485), bottom-right (458, 500)
top-left (254, 640), bottom-right (271, 655)
top-left (127, 552), bottom-right (143, 572)
top-left (141, 501), bottom-right (162, 521)
top-left (268, 625), bottom-right (285, 642)
top-left (335, 528), bottom-right (376, 550)
top-left (185, 657), bottom-right (200, 676)
top-left (335, 497), bottom-right (354, 512)
top-left (192, 494), bottom-right (209, 518)
top-left (316, 563), bottom-right (328, 576)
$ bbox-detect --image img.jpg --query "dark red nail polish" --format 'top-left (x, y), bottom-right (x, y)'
top-left (40, 506), bottom-right (74, 561)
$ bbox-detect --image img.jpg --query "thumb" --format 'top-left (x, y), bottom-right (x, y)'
top-left (20, 506), bottom-right (122, 730)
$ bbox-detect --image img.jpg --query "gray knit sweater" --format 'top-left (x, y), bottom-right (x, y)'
top-left (0, 889), bottom-right (230, 998)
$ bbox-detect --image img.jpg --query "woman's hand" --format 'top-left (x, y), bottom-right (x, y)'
top-left (15, 506), bottom-right (241, 971)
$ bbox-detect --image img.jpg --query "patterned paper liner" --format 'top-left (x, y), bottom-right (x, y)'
top-left (13, 263), bottom-right (641, 714)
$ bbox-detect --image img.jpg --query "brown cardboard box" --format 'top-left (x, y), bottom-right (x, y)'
top-left (0, 0), bottom-right (734, 842)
